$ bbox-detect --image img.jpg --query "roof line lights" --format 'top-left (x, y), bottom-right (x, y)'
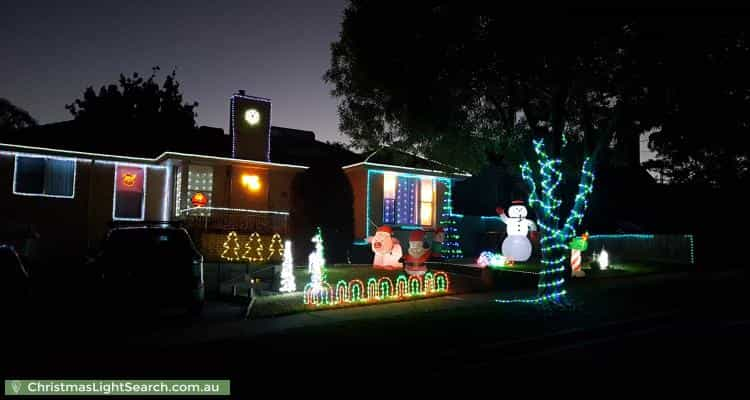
top-left (342, 161), bottom-right (472, 177)
top-left (180, 206), bottom-right (289, 216)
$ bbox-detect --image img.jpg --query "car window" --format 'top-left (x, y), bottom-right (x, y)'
top-left (104, 229), bottom-right (197, 260)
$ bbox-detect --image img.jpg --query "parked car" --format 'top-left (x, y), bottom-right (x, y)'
top-left (95, 225), bottom-right (204, 315)
top-left (0, 244), bottom-right (31, 308)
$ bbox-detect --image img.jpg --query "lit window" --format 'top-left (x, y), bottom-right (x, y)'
top-left (13, 155), bottom-right (76, 198)
top-left (420, 178), bottom-right (434, 225)
top-left (381, 173), bottom-right (435, 227)
top-left (383, 173), bottom-right (396, 224)
top-left (113, 165), bottom-right (145, 221)
top-left (187, 165), bottom-right (213, 216)
top-left (241, 174), bottom-right (261, 192)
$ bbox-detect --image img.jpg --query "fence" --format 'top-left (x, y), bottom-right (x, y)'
top-left (585, 234), bottom-right (695, 265)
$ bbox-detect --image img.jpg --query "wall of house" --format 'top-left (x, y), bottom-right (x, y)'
top-left (344, 167), bottom-right (367, 239)
top-left (0, 153), bottom-right (91, 264)
top-left (0, 153), bottom-right (169, 265)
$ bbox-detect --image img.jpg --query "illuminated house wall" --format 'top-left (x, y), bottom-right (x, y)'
top-left (344, 164), bottom-right (461, 244)
top-left (0, 149), bottom-right (169, 263)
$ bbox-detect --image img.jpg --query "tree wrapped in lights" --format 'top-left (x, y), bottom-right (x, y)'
top-left (308, 227), bottom-right (327, 291)
top-left (439, 180), bottom-right (463, 259)
top-left (498, 139), bottom-right (594, 305)
top-left (279, 240), bottom-right (296, 293)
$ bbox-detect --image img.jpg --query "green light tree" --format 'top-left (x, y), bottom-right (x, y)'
top-left (496, 139), bottom-right (594, 305)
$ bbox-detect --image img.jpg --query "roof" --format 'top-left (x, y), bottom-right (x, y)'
top-left (342, 147), bottom-right (471, 178)
top-left (0, 121), bottom-right (357, 168)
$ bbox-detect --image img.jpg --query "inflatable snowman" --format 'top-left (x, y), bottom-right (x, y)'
top-left (497, 200), bottom-right (537, 262)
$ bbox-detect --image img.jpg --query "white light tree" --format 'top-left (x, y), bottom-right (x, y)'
top-left (279, 240), bottom-right (296, 292)
top-left (308, 227), bottom-right (326, 291)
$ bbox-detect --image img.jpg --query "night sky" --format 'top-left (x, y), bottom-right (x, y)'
top-left (1, 0), bottom-right (347, 143)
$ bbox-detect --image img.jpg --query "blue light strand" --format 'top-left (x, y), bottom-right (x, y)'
top-left (497, 138), bottom-right (595, 305)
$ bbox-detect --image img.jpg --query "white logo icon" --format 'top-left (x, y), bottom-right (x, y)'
top-left (11, 381), bottom-right (22, 394)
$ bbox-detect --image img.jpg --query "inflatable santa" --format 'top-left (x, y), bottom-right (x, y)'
top-left (366, 226), bottom-right (403, 270)
top-left (404, 229), bottom-right (430, 276)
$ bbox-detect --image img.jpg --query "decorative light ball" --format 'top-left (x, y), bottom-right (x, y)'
top-left (244, 109), bottom-right (260, 126)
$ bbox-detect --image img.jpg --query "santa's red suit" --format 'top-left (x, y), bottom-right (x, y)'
top-left (404, 230), bottom-right (430, 276)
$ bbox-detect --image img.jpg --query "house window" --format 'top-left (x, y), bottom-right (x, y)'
top-left (187, 165), bottom-right (213, 216)
top-left (382, 173), bottom-right (435, 226)
top-left (420, 178), bottom-right (434, 226)
top-left (383, 173), bottom-right (397, 224)
top-left (13, 155), bottom-right (76, 198)
top-left (113, 165), bottom-right (146, 221)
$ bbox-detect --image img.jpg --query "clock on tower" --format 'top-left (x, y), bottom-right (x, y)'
top-left (230, 91), bottom-right (271, 161)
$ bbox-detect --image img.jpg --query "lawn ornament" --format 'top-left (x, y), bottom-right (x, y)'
top-left (497, 200), bottom-right (537, 262)
top-left (366, 225), bottom-right (403, 270)
top-left (404, 229), bottom-right (430, 276)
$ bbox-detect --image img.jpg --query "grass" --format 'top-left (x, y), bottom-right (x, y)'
top-left (242, 259), bottom-right (696, 318)
top-left (249, 264), bottom-right (461, 318)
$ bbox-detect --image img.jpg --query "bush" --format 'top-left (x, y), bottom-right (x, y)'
top-left (289, 161), bottom-right (354, 264)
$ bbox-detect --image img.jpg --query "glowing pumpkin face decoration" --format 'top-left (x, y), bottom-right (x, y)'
top-left (191, 192), bottom-right (208, 207)
top-left (122, 173), bottom-right (137, 187)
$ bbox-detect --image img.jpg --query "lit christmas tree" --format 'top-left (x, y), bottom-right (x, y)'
top-left (308, 227), bottom-right (326, 291)
top-left (220, 231), bottom-right (242, 261)
top-left (267, 233), bottom-right (284, 261)
top-left (242, 232), bottom-right (264, 262)
top-left (279, 240), bottom-right (296, 292)
top-left (439, 180), bottom-right (463, 259)
top-left (497, 139), bottom-right (595, 305)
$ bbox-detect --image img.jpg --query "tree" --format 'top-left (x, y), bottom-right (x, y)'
top-left (65, 67), bottom-right (198, 157)
top-left (289, 161), bottom-right (354, 264)
top-left (326, 5), bottom-right (670, 305)
top-left (641, 18), bottom-right (750, 188)
top-left (0, 98), bottom-right (37, 133)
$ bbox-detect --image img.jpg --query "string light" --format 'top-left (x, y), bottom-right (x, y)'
top-left (440, 180), bottom-right (463, 259)
top-left (243, 232), bottom-right (264, 262)
top-left (220, 231), bottom-right (242, 261)
top-left (303, 271), bottom-right (450, 307)
top-left (266, 233), bottom-right (283, 260)
top-left (279, 240), bottom-right (296, 292)
top-left (497, 138), bottom-right (595, 304)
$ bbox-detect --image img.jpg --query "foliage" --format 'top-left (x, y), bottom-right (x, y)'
top-left (289, 161), bottom-right (355, 264)
top-left (65, 67), bottom-right (198, 156)
top-left (0, 98), bottom-right (37, 133)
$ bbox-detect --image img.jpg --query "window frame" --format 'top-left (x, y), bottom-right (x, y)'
top-left (381, 173), bottom-right (436, 228)
top-left (112, 163), bottom-right (147, 221)
top-left (12, 154), bottom-right (77, 199)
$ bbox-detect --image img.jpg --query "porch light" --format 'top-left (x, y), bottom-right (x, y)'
top-left (242, 174), bottom-right (261, 192)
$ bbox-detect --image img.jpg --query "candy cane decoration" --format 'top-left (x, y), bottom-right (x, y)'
top-left (571, 249), bottom-right (585, 277)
